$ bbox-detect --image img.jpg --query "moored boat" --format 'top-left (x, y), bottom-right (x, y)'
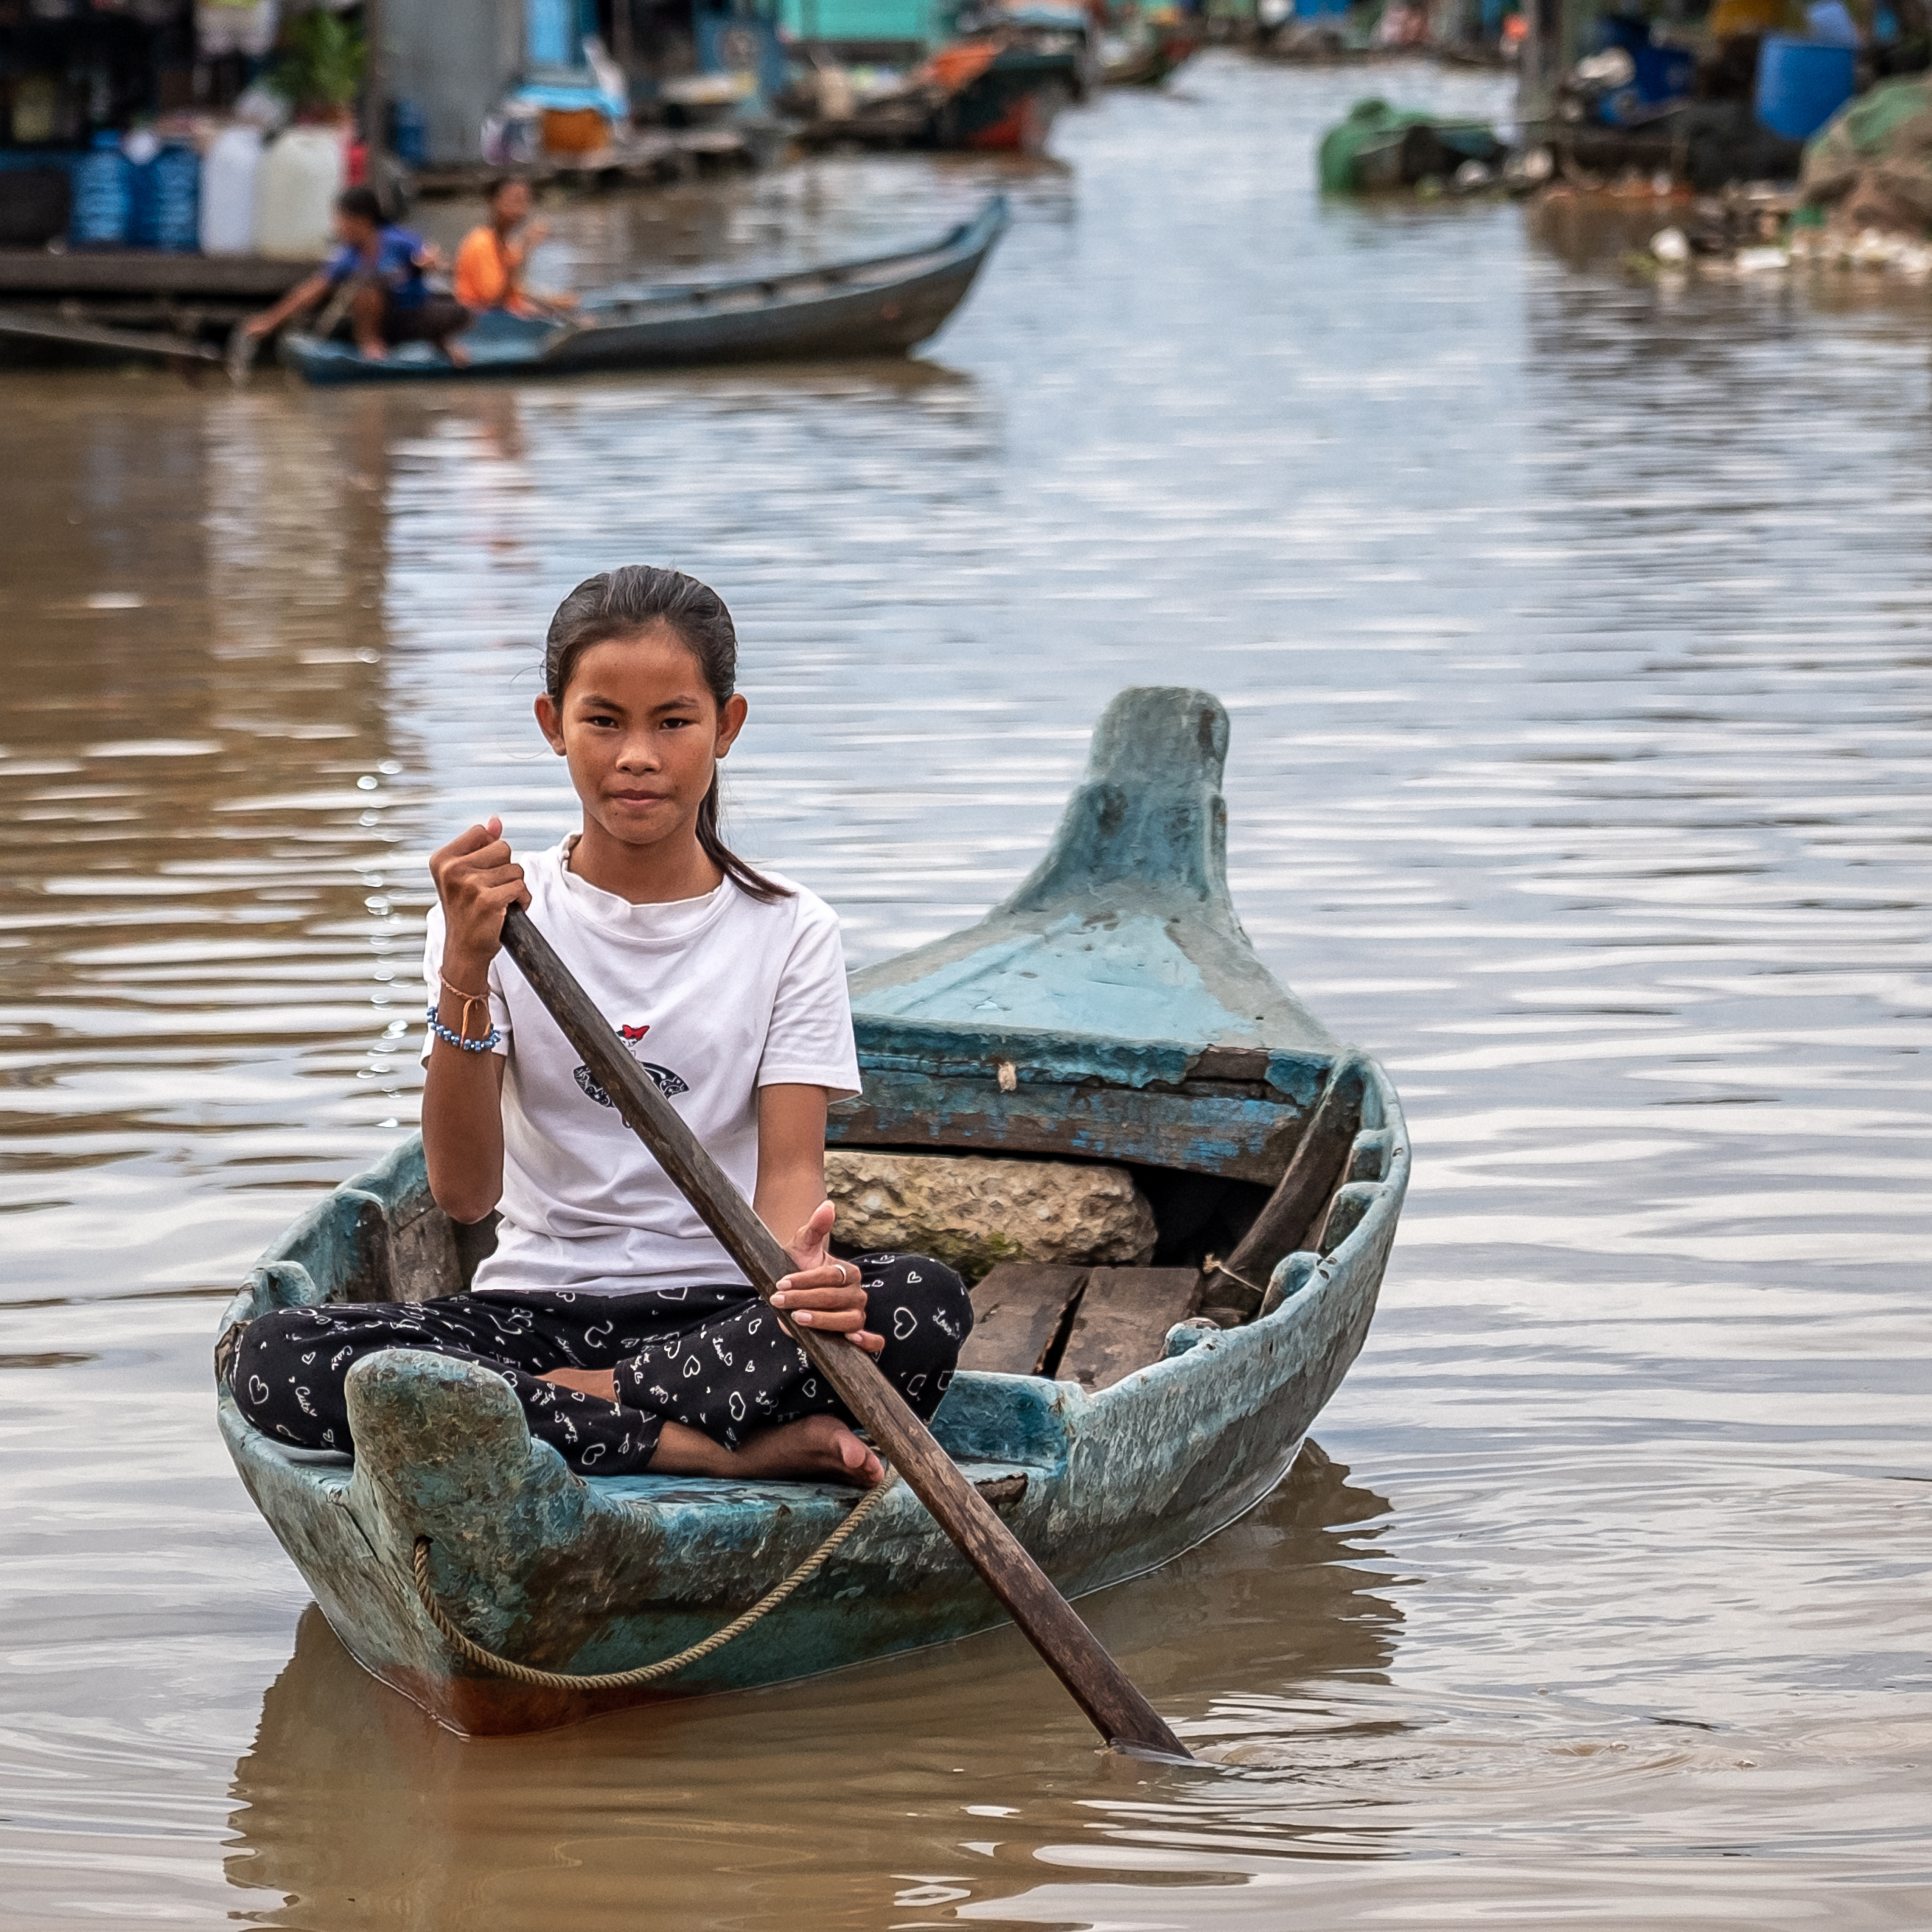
top-left (795, 9), bottom-right (1095, 154)
top-left (930, 40), bottom-right (1087, 151)
top-left (276, 198), bottom-right (1008, 386)
top-left (215, 686), bottom-right (1409, 1736)
top-left (1101, 13), bottom-right (1202, 87)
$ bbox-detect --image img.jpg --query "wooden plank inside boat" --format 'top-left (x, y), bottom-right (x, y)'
top-left (958, 1263), bottom-right (1087, 1377)
top-left (1057, 1267), bottom-right (1202, 1391)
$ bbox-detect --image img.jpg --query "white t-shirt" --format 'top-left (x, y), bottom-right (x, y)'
top-left (422, 841), bottom-right (860, 1297)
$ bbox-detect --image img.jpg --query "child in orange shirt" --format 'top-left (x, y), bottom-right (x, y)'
top-left (453, 177), bottom-right (576, 318)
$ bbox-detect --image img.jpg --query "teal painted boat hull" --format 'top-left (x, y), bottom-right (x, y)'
top-left (215, 687), bottom-right (1409, 1735)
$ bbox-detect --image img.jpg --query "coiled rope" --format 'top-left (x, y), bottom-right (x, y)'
top-left (409, 1471), bottom-right (898, 1692)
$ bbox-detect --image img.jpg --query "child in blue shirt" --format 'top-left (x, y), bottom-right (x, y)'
top-left (242, 186), bottom-right (472, 363)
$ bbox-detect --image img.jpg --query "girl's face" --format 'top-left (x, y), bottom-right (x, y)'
top-left (534, 627), bottom-right (747, 854)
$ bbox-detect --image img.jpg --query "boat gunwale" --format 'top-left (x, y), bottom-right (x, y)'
top-left (574, 197), bottom-right (1008, 319)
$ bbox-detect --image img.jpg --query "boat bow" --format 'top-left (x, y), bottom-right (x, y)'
top-left (834, 687), bottom-right (1339, 1178)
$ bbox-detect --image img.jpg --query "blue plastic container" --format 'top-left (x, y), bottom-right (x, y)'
top-left (389, 97), bottom-right (429, 167)
top-left (526, 0), bottom-right (579, 67)
top-left (128, 142), bottom-right (200, 251)
top-left (1806, 0), bottom-right (1860, 43)
top-left (1756, 35), bottom-right (1857, 141)
top-left (1593, 13), bottom-right (1696, 124)
top-left (70, 130), bottom-right (131, 247)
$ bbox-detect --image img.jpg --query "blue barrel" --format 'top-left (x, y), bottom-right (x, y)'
top-left (128, 142), bottom-right (200, 250)
top-left (70, 130), bottom-right (130, 248)
top-left (148, 144), bottom-right (200, 250)
top-left (389, 97), bottom-right (429, 167)
top-left (128, 148), bottom-right (157, 244)
top-left (1756, 36), bottom-right (1857, 142)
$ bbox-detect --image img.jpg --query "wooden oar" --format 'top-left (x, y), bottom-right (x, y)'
top-left (1197, 1052), bottom-right (1367, 1318)
top-left (499, 904), bottom-right (1191, 1762)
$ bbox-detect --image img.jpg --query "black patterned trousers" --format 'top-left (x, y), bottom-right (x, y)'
top-left (229, 1252), bottom-right (971, 1476)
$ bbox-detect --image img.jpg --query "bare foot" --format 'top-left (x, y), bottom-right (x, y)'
top-left (444, 340), bottom-right (471, 368)
top-left (532, 1387), bottom-right (884, 1488)
top-left (732, 1415), bottom-right (883, 1488)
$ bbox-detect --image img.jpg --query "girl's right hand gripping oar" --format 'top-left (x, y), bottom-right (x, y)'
top-left (497, 902), bottom-right (1193, 1764)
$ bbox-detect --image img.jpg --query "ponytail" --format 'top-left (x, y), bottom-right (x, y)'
top-left (696, 775), bottom-right (781, 903)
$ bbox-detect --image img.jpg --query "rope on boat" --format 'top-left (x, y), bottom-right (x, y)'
top-left (408, 1471), bottom-right (899, 1692)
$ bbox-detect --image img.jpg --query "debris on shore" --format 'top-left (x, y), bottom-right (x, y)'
top-left (1628, 75), bottom-right (1932, 280)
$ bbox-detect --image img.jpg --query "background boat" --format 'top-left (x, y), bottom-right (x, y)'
top-left (277, 197), bottom-right (1008, 385)
top-left (1101, 16), bottom-right (1202, 88)
top-left (213, 686), bottom-right (1409, 1735)
top-left (793, 10), bottom-right (1096, 154)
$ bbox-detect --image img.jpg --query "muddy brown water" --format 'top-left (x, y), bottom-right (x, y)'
top-left (1, 53), bottom-right (1928, 1932)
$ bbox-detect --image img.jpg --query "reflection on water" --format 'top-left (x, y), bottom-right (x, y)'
top-left (223, 1448), bottom-right (1398, 1930)
top-left (1, 49), bottom-right (1930, 1932)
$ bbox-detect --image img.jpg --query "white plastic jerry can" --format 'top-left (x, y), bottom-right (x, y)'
top-left (254, 126), bottom-right (346, 260)
top-left (199, 124), bottom-right (264, 256)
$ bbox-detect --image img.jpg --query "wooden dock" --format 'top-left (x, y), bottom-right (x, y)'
top-left (408, 126), bottom-right (775, 198)
top-left (0, 251), bottom-right (317, 300)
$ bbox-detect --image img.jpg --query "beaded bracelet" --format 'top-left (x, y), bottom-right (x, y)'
top-left (428, 973), bottom-right (500, 1054)
top-left (426, 1006), bottom-right (502, 1053)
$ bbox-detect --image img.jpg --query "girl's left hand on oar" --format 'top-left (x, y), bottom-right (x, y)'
top-left (773, 1202), bottom-right (884, 1356)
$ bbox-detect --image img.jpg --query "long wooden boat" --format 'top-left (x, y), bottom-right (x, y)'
top-left (795, 19), bottom-right (1092, 154)
top-left (1101, 24), bottom-right (1201, 86)
top-left (215, 686), bottom-right (1409, 1736)
top-left (932, 46), bottom-right (1084, 150)
top-left (276, 197), bottom-right (1008, 386)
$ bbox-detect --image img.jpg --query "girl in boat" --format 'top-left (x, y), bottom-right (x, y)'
top-left (452, 176), bottom-right (576, 321)
top-left (229, 567), bottom-right (969, 1486)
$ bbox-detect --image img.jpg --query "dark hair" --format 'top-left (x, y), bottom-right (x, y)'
top-left (484, 174), bottom-right (528, 205)
top-left (544, 567), bottom-right (790, 904)
top-left (335, 186), bottom-right (384, 226)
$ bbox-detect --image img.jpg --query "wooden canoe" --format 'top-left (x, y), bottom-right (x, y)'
top-left (214, 685), bottom-right (1409, 1735)
top-left (276, 196), bottom-right (1008, 386)
top-left (1101, 27), bottom-right (1200, 86)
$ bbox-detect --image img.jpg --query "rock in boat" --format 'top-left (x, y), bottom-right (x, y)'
top-left (214, 686), bottom-right (1409, 1736)
top-left (824, 1146), bottom-right (1158, 1276)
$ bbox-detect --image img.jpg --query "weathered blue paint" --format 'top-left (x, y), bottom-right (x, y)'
top-left (849, 688), bottom-right (1335, 1055)
top-left (215, 686), bottom-right (1409, 1736)
top-left (830, 687), bottom-right (1340, 1177)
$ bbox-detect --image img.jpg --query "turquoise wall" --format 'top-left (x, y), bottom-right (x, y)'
top-left (775, 0), bottom-right (938, 41)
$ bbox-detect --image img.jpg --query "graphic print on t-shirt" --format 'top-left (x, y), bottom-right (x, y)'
top-left (573, 1022), bottom-right (689, 1109)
